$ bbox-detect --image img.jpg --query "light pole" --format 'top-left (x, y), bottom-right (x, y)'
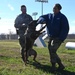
top-left (35, 0), bottom-right (48, 15)
top-left (8, 29), bottom-right (12, 40)
top-left (32, 12), bottom-right (38, 20)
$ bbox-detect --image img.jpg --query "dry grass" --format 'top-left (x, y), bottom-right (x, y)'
top-left (0, 39), bottom-right (75, 75)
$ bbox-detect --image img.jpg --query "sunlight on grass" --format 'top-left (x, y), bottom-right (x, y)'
top-left (0, 39), bottom-right (75, 75)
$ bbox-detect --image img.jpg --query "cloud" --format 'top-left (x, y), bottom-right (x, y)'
top-left (8, 4), bottom-right (14, 11)
top-left (0, 18), bottom-right (75, 34)
top-left (69, 20), bottom-right (75, 34)
top-left (69, 25), bottom-right (75, 34)
top-left (0, 18), bottom-right (16, 34)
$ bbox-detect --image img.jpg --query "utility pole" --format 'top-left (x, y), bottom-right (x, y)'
top-left (35, 0), bottom-right (48, 15)
top-left (8, 29), bottom-right (12, 40)
top-left (35, 0), bottom-right (48, 28)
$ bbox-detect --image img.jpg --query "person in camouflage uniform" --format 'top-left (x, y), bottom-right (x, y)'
top-left (14, 5), bottom-right (33, 62)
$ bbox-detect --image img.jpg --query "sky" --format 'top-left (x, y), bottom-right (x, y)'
top-left (0, 0), bottom-right (75, 34)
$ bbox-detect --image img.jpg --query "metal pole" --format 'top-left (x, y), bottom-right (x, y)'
top-left (34, 15), bottom-right (36, 20)
top-left (35, 0), bottom-right (48, 15)
top-left (42, 2), bottom-right (43, 15)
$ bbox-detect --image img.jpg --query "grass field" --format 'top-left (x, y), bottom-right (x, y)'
top-left (0, 39), bottom-right (75, 75)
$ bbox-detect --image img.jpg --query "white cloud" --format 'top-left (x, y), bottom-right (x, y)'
top-left (8, 4), bottom-right (14, 11)
top-left (69, 20), bottom-right (75, 34)
top-left (0, 18), bottom-right (16, 34)
top-left (0, 18), bottom-right (75, 34)
top-left (69, 25), bottom-right (75, 34)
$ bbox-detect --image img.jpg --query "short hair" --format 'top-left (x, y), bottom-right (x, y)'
top-left (21, 5), bottom-right (26, 8)
top-left (55, 3), bottom-right (62, 10)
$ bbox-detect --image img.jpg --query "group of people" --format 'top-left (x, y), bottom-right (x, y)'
top-left (14, 3), bottom-right (69, 71)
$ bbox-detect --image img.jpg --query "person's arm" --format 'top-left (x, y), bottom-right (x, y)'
top-left (14, 16), bottom-right (22, 28)
top-left (37, 14), bottom-right (48, 24)
top-left (14, 15), bottom-right (23, 34)
top-left (21, 15), bottom-right (33, 28)
top-left (59, 15), bottom-right (69, 41)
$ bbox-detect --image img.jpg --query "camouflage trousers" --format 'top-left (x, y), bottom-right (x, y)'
top-left (19, 35), bottom-right (25, 47)
top-left (18, 34), bottom-right (26, 62)
top-left (19, 35), bottom-right (37, 62)
top-left (48, 37), bottom-right (62, 65)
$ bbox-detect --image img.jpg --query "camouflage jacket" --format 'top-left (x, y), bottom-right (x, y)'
top-left (14, 13), bottom-right (33, 30)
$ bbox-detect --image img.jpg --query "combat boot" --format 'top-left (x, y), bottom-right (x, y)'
top-left (51, 63), bottom-right (57, 72)
top-left (57, 62), bottom-right (65, 70)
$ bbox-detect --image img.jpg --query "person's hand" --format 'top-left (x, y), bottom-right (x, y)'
top-left (37, 17), bottom-right (45, 24)
top-left (21, 23), bottom-right (27, 28)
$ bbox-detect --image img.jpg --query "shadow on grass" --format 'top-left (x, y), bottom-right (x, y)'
top-left (29, 61), bottom-right (75, 75)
